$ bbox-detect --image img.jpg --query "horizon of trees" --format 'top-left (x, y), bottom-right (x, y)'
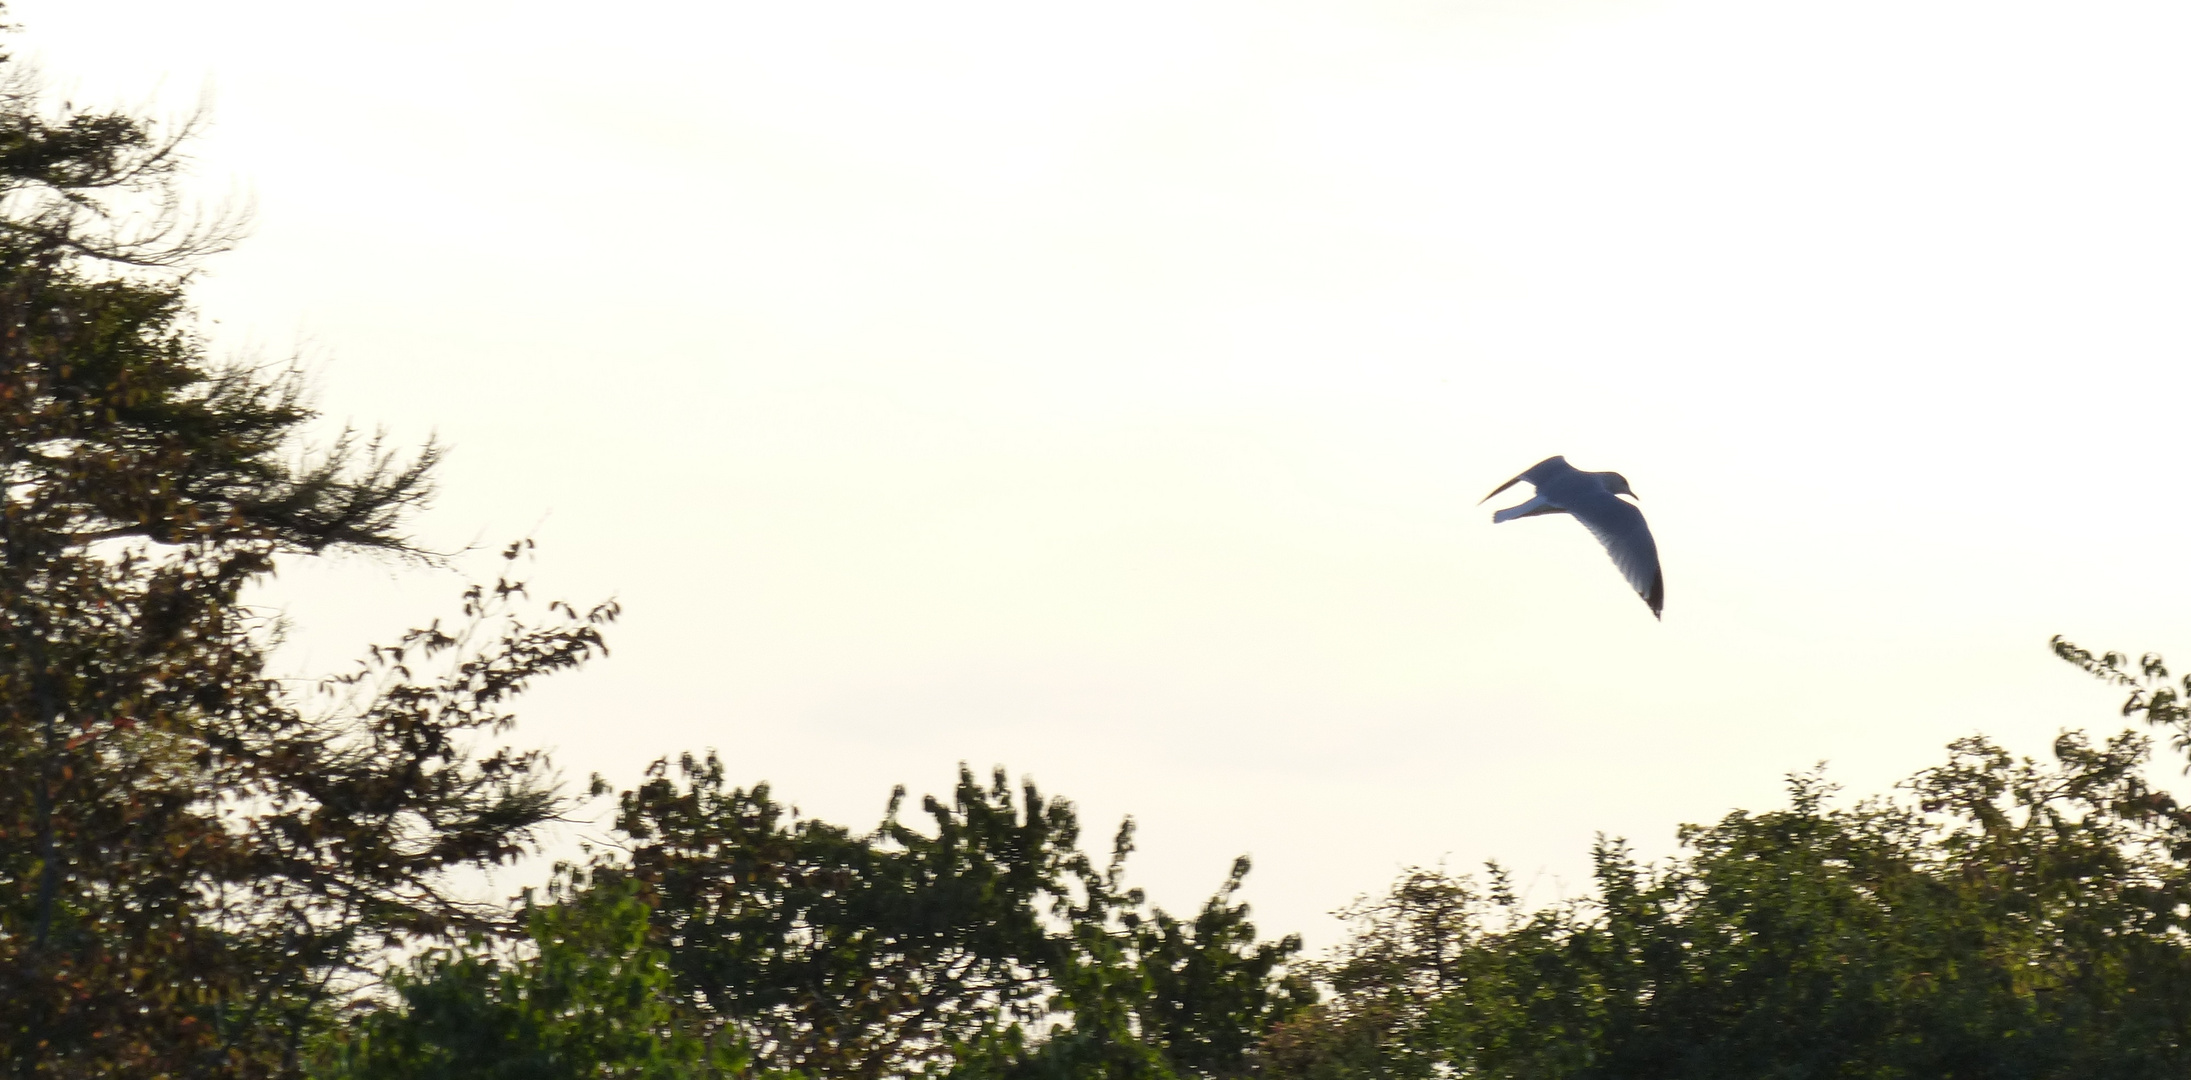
top-left (6, 10), bottom-right (2191, 1077)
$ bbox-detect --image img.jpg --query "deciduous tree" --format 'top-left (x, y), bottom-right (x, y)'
top-left (593, 755), bottom-right (1309, 1079)
top-left (1263, 661), bottom-right (2191, 1080)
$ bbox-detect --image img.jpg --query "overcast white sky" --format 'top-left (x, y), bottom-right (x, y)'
top-left (22, 0), bottom-right (2191, 944)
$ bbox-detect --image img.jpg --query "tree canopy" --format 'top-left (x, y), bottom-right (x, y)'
top-left (7, 10), bottom-right (2191, 1079)
top-left (1261, 662), bottom-right (2191, 1079)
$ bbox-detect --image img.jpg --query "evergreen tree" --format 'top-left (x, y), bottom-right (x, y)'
top-left (0, 26), bottom-right (615, 1076)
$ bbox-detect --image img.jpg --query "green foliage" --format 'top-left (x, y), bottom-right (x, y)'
top-left (1124, 855), bottom-right (1315, 1076)
top-left (0, 31), bottom-right (617, 1076)
top-left (593, 755), bottom-right (1309, 1079)
top-left (1265, 679), bottom-right (2191, 1079)
top-left (317, 878), bottom-right (737, 1080)
top-left (607, 755), bottom-right (1066, 1076)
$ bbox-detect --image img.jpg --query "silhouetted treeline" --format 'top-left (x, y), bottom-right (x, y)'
top-left (6, 12), bottom-right (2191, 1077)
top-left (1263, 705), bottom-right (2191, 1078)
top-left (326, 757), bottom-right (1305, 1079)
top-left (312, 668), bottom-right (2191, 1079)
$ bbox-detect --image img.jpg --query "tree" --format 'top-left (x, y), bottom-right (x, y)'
top-left (1259, 865), bottom-right (1524, 1079)
top-left (0, 28), bottom-right (616, 1076)
top-left (1122, 854), bottom-right (1313, 1077)
top-left (317, 877), bottom-right (735, 1080)
top-left (590, 754), bottom-right (1309, 1079)
top-left (1262, 671), bottom-right (2191, 1079)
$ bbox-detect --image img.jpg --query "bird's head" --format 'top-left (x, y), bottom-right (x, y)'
top-left (1604, 472), bottom-right (1639, 500)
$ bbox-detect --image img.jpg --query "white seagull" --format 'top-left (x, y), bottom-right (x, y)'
top-left (1482, 455), bottom-right (1664, 619)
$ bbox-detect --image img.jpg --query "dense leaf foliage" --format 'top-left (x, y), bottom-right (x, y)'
top-left (590, 754), bottom-right (1309, 1078)
top-left (1263, 691), bottom-right (2191, 1078)
top-left (319, 878), bottom-right (733, 1080)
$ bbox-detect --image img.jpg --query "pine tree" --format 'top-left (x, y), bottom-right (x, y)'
top-left (0, 28), bottom-right (614, 1077)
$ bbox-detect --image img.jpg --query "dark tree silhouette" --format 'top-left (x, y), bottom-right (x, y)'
top-left (0, 27), bottom-right (616, 1077)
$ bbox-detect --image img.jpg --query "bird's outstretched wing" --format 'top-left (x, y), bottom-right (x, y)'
top-left (1565, 489), bottom-right (1664, 619)
top-left (1478, 455), bottom-right (1572, 505)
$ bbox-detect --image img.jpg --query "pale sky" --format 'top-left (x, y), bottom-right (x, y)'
top-left (23, 0), bottom-right (2191, 944)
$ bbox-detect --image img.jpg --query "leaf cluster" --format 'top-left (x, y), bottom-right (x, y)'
top-left (319, 877), bottom-right (737, 1080)
top-left (576, 755), bottom-right (1311, 1080)
top-left (1263, 651), bottom-right (2191, 1079)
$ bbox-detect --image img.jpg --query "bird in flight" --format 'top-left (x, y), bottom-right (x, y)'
top-left (1482, 455), bottom-right (1664, 619)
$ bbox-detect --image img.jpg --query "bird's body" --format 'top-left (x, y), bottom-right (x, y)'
top-left (1483, 456), bottom-right (1664, 619)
